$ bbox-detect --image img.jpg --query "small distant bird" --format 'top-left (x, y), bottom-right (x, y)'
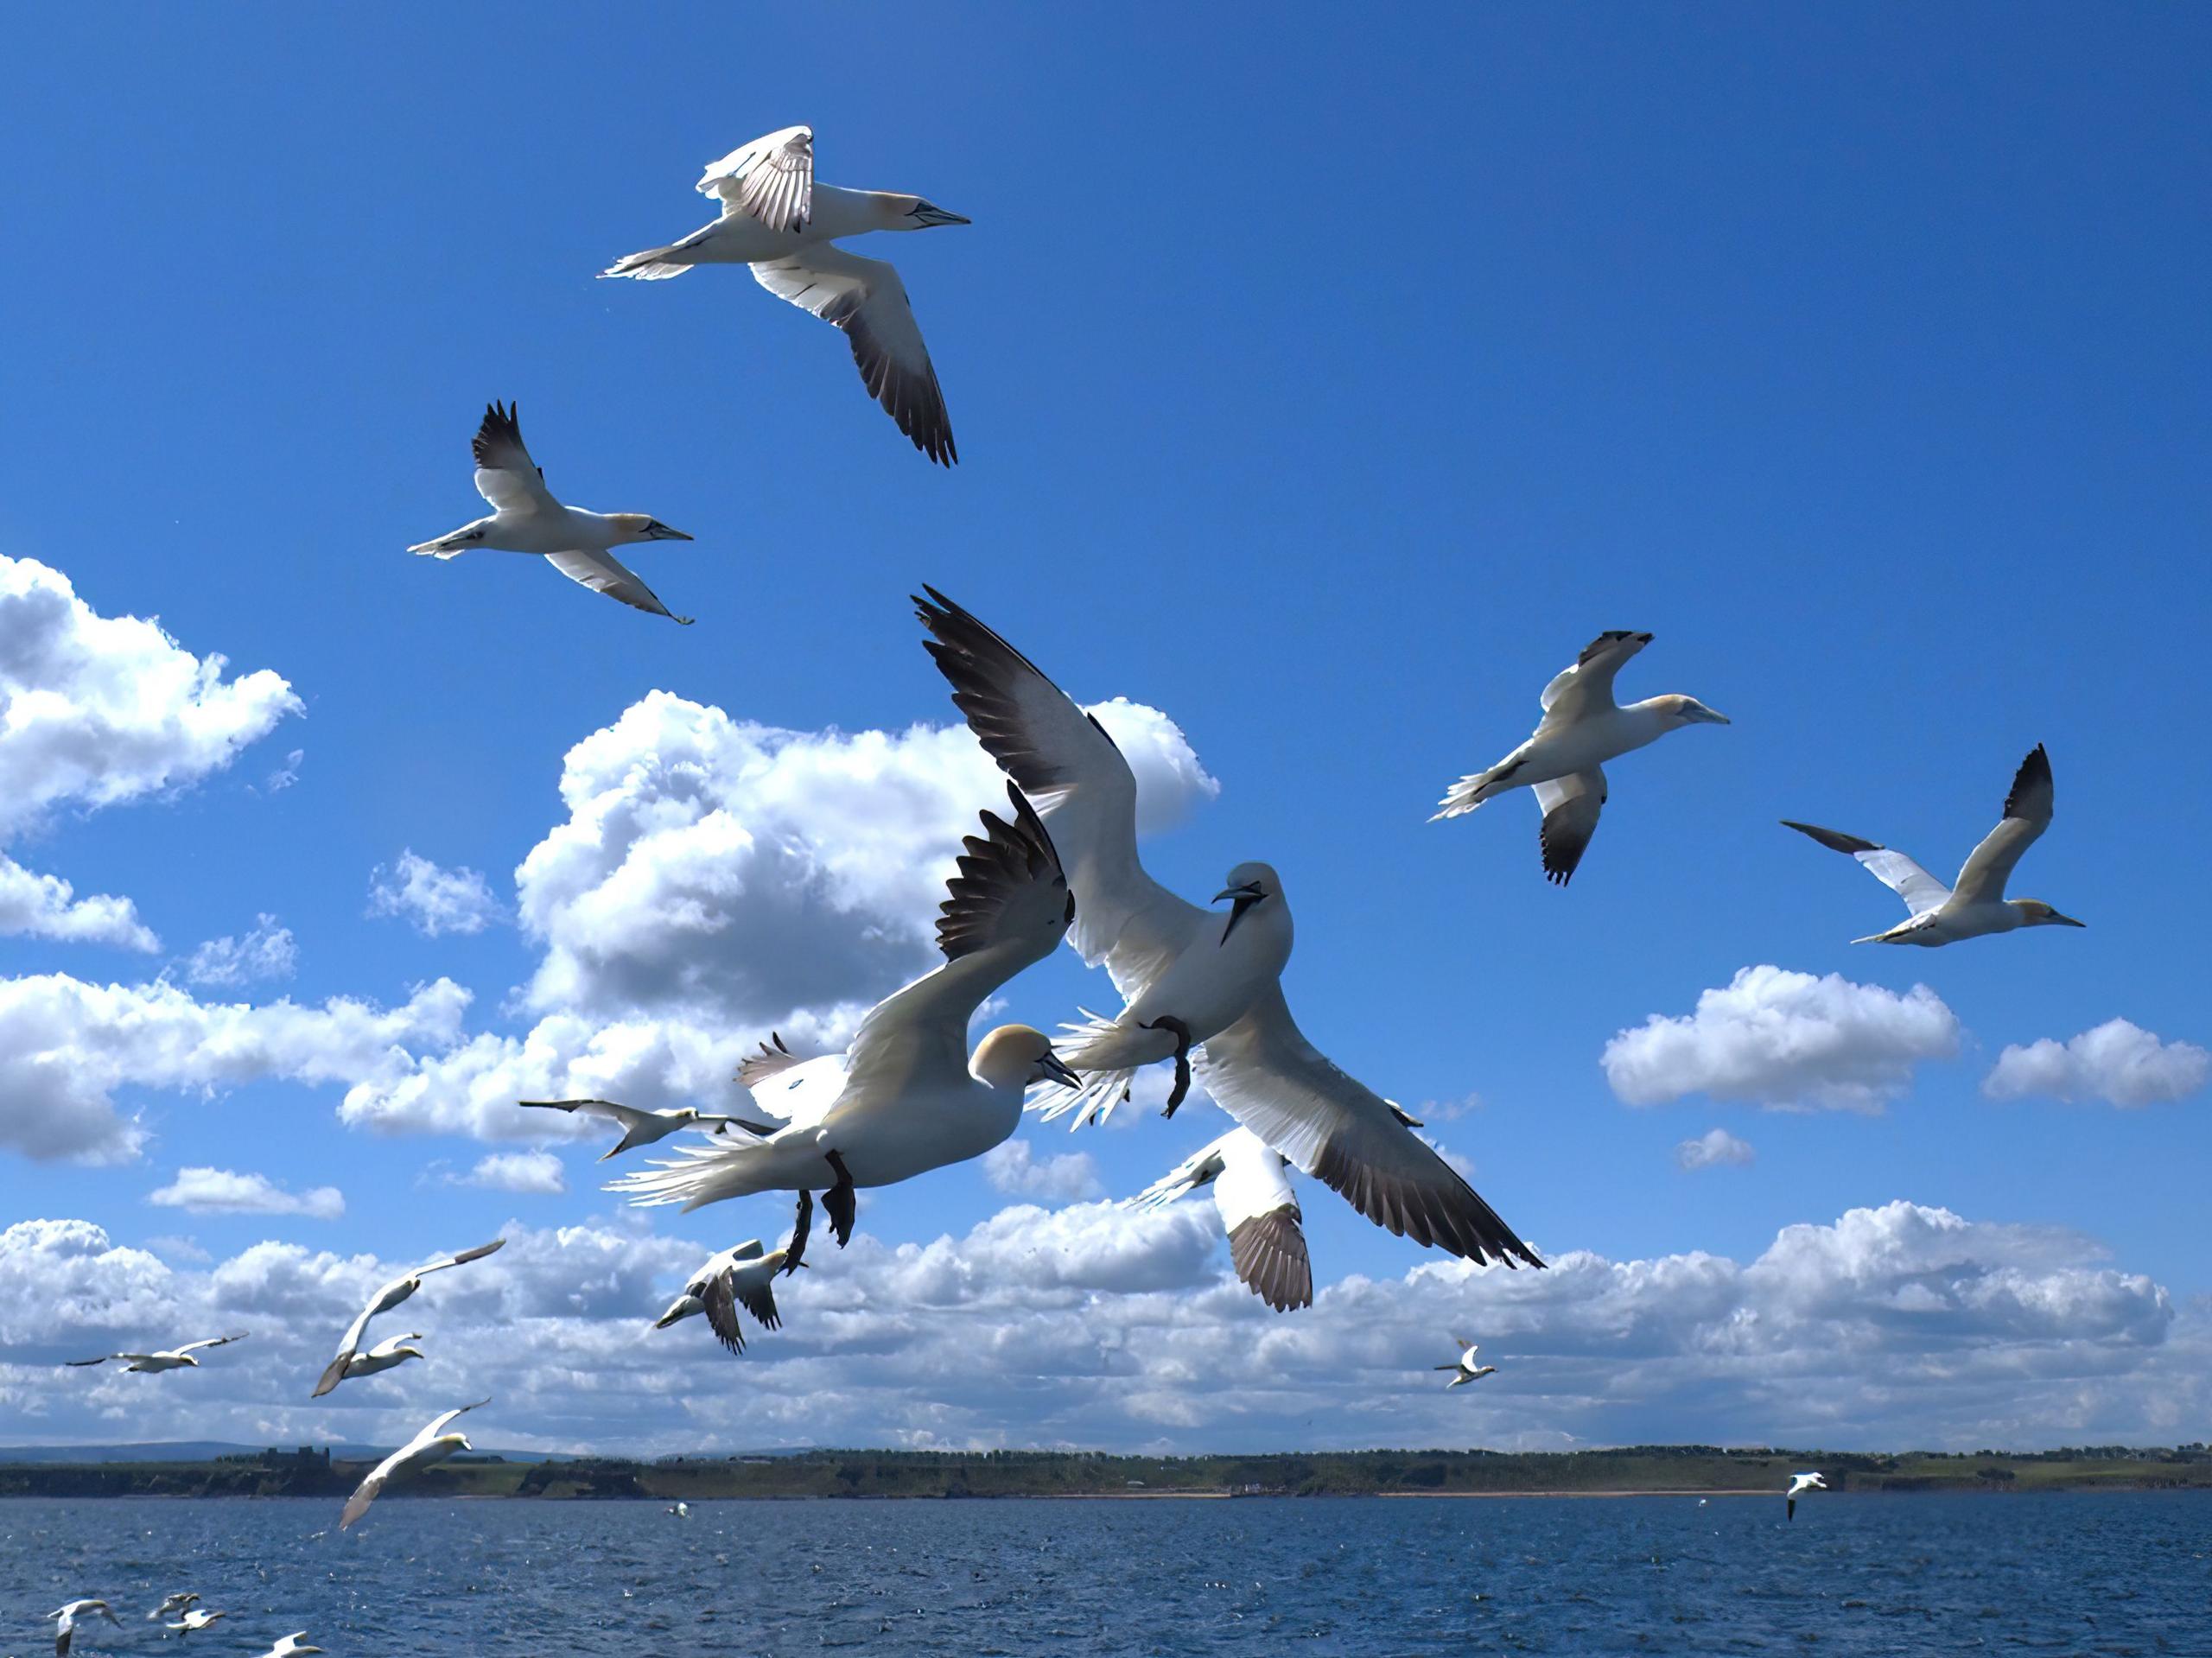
top-left (255, 1634), bottom-right (325, 1657)
top-left (49, 1599), bottom-right (119, 1657)
top-left (653, 1239), bottom-right (797, 1355)
top-left (313, 1238), bottom-right (505, 1397)
top-left (340, 1331), bottom-right (428, 1382)
top-left (1436, 1339), bottom-right (1497, 1389)
top-left (149, 1592), bottom-right (200, 1622)
top-left (168, 1608), bottom-right (226, 1635)
top-left (1128, 1126), bottom-right (1312, 1312)
top-left (603, 125), bottom-right (969, 466)
top-left (1783, 744), bottom-right (2083, 946)
top-left (1696, 1497), bottom-right (1708, 1508)
top-left (340, 1400), bottom-right (491, 1529)
top-left (408, 403), bottom-right (696, 623)
top-left (1786, 1471), bottom-right (1827, 1520)
top-left (1433, 631), bottom-right (1729, 885)
top-left (66, 1333), bottom-right (246, 1373)
top-left (669, 1500), bottom-right (691, 1518)
top-left (518, 1098), bottom-right (764, 1160)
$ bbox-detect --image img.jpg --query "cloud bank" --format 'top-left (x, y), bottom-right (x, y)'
top-left (1983, 1019), bottom-right (2209, 1109)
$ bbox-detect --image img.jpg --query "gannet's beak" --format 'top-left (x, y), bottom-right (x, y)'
top-left (1037, 1051), bottom-right (1082, 1089)
top-left (910, 204), bottom-right (971, 226)
top-left (1214, 882), bottom-right (1263, 943)
top-left (1698, 708), bottom-right (1732, 725)
top-left (2050, 912), bottom-right (2087, 927)
top-left (645, 523), bottom-right (694, 541)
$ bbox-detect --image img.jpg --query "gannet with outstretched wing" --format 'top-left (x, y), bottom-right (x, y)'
top-left (1783, 744), bottom-right (2082, 945)
top-left (167, 1608), bottom-right (226, 1635)
top-left (408, 403), bottom-right (696, 623)
top-left (339, 1331), bottom-right (427, 1382)
top-left (1436, 1337), bottom-right (1498, 1388)
top-left (50, 1600), bottom-right (119, 1657)
top-left (601, 126), bottom-right (968, 466)
top-left (66, 1334), bottom-right (246, 1373)
top-left (652, 1238), bottom-right (796, 1355)
top-left (149, 1592), bottom-right (200, 1622)
top-left (518, 1097), bottom-right (758, 1160)
top-left (1433, 632), bottom-right (1729, 886)
top-left (609, 786), bottom-right (1078, 1261)
top-left (1129, 1126), bottom-right (1312, 1312)
top-left (1786, 1470), bottom-right (1827, 1519)
top-left (916, 589), bottom-right (1542, 1270)
top-left (312, 1239), bottom-right (504, 1397)
top-left (257, 1634), bottom-right (325, 1656)
top-left (340, 1400), bottom-right (491, 1529)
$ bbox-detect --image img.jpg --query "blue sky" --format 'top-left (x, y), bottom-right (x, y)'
top-left (1, 5), bottom-right (2207, 1453)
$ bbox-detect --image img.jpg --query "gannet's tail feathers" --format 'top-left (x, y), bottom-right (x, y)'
top-left (1025, 1009), bottom-right (1159, 1127)
top-left (407, 528), bottom-right (485, 559)
top-left (601, 242), bottom-right (697, 281)
top-left (605, 1135), bottom-right (818, 1212)
top-left (1430, 752), bottom-right (1528, 820)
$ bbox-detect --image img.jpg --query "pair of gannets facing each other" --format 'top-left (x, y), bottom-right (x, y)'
top-left (609, 785), bottom-right (1081, 1247)
top-left (66, 1332), bottom-right (246, 1373)
top-left (409, 403), bottom-right (697, 624)
top-left (1433, 631), bottom-right (1730, 886)
top-left (654, 1239), bottom-right (798, 1355)
top-left (1438, 1339), bottom-right (1497, 1388)
top-left (603, 125), bottom-right (968, 467)
top-left (913, 588), bottom-right (1542, 1272)
top-left (1785, 744), bottom-right (2083, 946)
top-left (1785, 1470), bottom-right (1827, 1519)
top-left (518, 1096), bottom-right (764, 1159)
top-left (312, 1238), bottom-right (505, 1397)
top-left (340, 1399), bottom-right (492, 1529)
top-left (1130, 1126), bottom-right (1313, 1312)
top-left (50, 1599), bottom-right (119, 1657)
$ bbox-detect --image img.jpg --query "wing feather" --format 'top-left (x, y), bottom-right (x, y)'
top-left (1953, 744), bottom-right (2054, 904)
top-left (470, 402), bottom-right (554, 514)
top-left (1537, 631), bottom-right (1650, 722)
top-left (753, 245), bottom-right (956, 466)
top-left (1782, 821), bottom-right (1952, 916)
top-left (697, 125), bottom-right (814, 232)
top-left (1533, 767), bottom-right (1605, 886)
top-left (545, 548), bottom-right (693, 625)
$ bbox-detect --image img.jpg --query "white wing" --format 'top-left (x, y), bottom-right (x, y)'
top-left (415, 1397), bottom-right (491, 1445)
top-left (753, 244), bottom-right (957, 467)
top-left (1536, 631), bottom-right (1650, 724)
top-left (544, 547), bottom-right (693, 625)
top-left (170, 1334), bottom-right (246, 1356)
top-left (916, 588), bottom-right (1207, 1001)
top-left (518, 1098), bottom-right (655, 1131)
top-left (745, 1052), bottom-right (849, 1133)
top-left (340, 1447), bottom-right (408, 1528)
top-left (415, 1238), bottom-right (506, 1277)
top-left (1782, 822), bottom-right (1951, 916)
top-left (1195, 986), bottom-right (1542, 1267)
top-left (1213, 1128), bottom-right (1310, 1312)
top-left (1952, 744), bottom-right (2054, 905)
top-left (1126, 1132), bottom-right (1234, 1210)
top-left (697, 125), bottom-right (814, 232)
top-left (470, 402), bottom-right (555, 515)
top-left (1533, 768), bottom-right (1605, 886)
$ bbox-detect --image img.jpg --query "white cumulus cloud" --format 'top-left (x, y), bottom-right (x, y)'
top-left (1603, 965), bottom-right (1961, 1112)
top-left (148, 1166), bottom-right (344, 1220)
top-left (982, 1139), bottom-right (1104, 1203)
top-left (1983, 1019), bottom-right (2209, 1109)
top-left (1675, 1128), bottom-right (1755, 1170)
top-left (181, 914), bottom-right (296, 988)
top-left (367, 849), bottom-right (501, 937)
top-left (461, 1151), bottom-right (569, 1195)
top-left (0, 858), bottom-right (157, 951)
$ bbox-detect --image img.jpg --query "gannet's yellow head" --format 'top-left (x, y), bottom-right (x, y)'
top-left (880, 194), bottom-right (971, 230)
top-left (1656, 694), bottom-right (1731, 727)
top-left (609, 513), bottom-right (694, 544)
top-left (2013, 899), bottom-right (2086, 927)
top-left (972, 1024), bottom-right (1079, 1091)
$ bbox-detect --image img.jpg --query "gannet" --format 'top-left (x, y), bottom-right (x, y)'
top-left (1433, 631), bottom-right (1729, 885)
top-left (312, 1238), bottom-right (505, 1397)
top-left (652, 1238), bottom-right (796, 1355)
top-left (916, 589), bottom-right (1542, 1269)
top-left (65, 1333), bottom-right (246, 1373)
top-left (149, 1593), bottom-right (200, 1622)
top-left (608, 785), bottom-right (1080, 1259)
top-left (518, 1097), bottom-right (763, 1159)
top-left (340, 1331), bottom-right (427, 1382)
top-left (407, 403), bottom-right (696, 622)
top-left (49, 1600), bottom-right (118, 1657)
top-left (256, 1634), bottom-right (324, 1656)
top-left (602, 125), bottom-right (968, 466)
top-left (1128, 1125), bottom-right (1312, 1312)
top-left (168, 1608), bottom-right (226, 1635)
top-left (669, 1500), bottom-right (691, 1518)
top-left (1436, 1339), bottom-right (1497, 1388)
top-left (340, 1399), bottom-right (491, 1529)
top-left (1786, 1470), bottom-right (1827, 1519)
top-left (1783, 744), bottom-right (2083, 946)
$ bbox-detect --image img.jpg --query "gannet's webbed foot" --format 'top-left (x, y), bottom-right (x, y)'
top-left (785, 1188), bottom-right (814, 1275)
top-left (1147, 1016), bottom-right (1194, 1116)
top-left (823, 1150), bottom-right (857, 1248)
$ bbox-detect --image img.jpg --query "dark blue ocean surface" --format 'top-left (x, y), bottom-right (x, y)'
top-left (3, 1492), bottom-right (2205, 1655)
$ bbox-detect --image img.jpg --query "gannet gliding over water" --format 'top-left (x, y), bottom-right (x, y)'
top-left (1437, 1339), bottom-right (1497, 1388)
top-left (312, 1238), bottom-right (505, 1397)
top-left (149, 1593), bottom-right (200, 1622)
top-left (609, 785), bottom-right (1081, 1261)
top-left (1129, 1126), bottom-right (1313, 1311)
top-left (518, 1097), bottom-right (760, 1159)
top-left (1433, 631), bottom-right (1729, 885)
top-left (1783, 744), bottom-right (2083, 945)
top-left (66, 1333), bottom-right (246, 1373)
top-left (653, 1238), bottom-right (796, 1355)
top-left (915, 589), bottom-right (1542, 1270)
top-left (1786, 1470), bottom-right (1827, 1519)
top-left (168, 1608), bottom-right (226, 1635)
top-left (256, 1637), bottom-right (325, 1658)
top-left (340, 1400), bottom-right (491, 1529)
top-left (602, 125), bottom-right (968, 466)
top-left (49, 1600), bottom-right (119, 1657)
top-left (408, 403), bottom-right (696, 623)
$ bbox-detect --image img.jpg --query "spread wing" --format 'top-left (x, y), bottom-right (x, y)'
top-left (1536, 631), bottom-right (1650, 725)
top-left (1952, 744), bottom-right (2054, 905)
top-left (753, 244), bottom-right (957, 466)
top-left (916, 588), bottom-right (1206, 1001)
top-left (736, 1033), bottom-right (804, 1089)
top-left (544, 548), bottom-right (693, 625)
top-left (315, 1279), bottom-right (404, 1396)
top-left (340, 1447), bottom-right (408, 1528)
top-left (470, 402), bottom-right (555, 515)
top-left (1195, 986), bottom-right (1543, 1268)
top-left (173, 1334), bottom-right (246, 1356)
top-left (417, 1239), bottom-right (506, 1276)
top-left (696, 124), bottom-right (814, 233)
top-left (1214, 1129), bottom-right (1310, 1312)
top-left (1126, 1131), bottom-right (1234, 1210)
top-left (520, 1099), bottom-right (652, 1130)
top-left (1534, 768), bottom-right (1606, 886)
top-left (1782, 822), bottom-right (1952, 916)
top-left (65, 1353), bottom-right (142, 1367)
top-left (698, 1272), bottom-right (747, 1355)
top-left (732, 1274), bottom-right (782, 1331)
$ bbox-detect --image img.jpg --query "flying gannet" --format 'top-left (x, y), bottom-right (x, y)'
top-left (1433, 631), bottom-right (1730, 886)
top-left (65, 1333), bottom-right (246, 1373)
top-left (312, 1238), bottom-right (505, 1397)
top-left (518, 1097), bottom-right (763, 1159)
top-left (167, 1608), bottom-right (226, 1635)
top-left (50, 1600), bottom-right (119, 1657)
top-left (1436, 1339), bottom-right (1497, 1388)
top-left (256, 1634), bottom-right (325, 1656)
top-left (652, 1238), bottom-right (797, 1355)
top-left (602, 125), bottom-right (968, 466)
top-left (1783, 744), bottom-right (2083, 945)
top-left (608, 785), bottom-right (1080, 1260)
top-left (1128, 1125), bottom-right (1313, 1312)
top-left (1786, 1470), bottom-right (1827, 1519)
top-left (407, 403), bottom-right (696, 623)
top-left (340, 1400), bottom-right (491, 1529)
top-left (339, 1331), bottom-right (427, 1382)
top-left (149, 1593), bottom-right (200, 1622)
top-left (915, 588), bottom-right (1542, 1270)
